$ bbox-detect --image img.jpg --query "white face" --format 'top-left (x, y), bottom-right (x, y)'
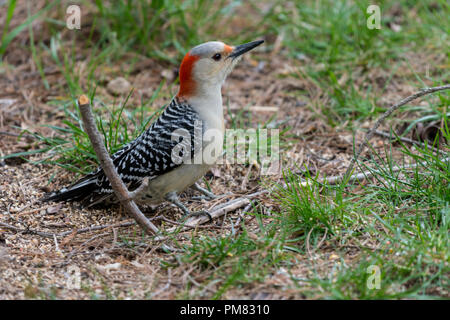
top-left (190, 41), bottom-right (240, 86)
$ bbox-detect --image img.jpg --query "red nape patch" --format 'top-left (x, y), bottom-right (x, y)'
top-left (177, 52), bottom-right (200, 98)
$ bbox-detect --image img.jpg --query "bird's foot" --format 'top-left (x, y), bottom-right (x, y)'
top-left (185, 210), bottom-right (212, 222)
top-left (165, 191), bottom-right (212, 221)
top-left (191, 183), bottom-right (231, 201)
top-left (191, 183), bottom-right (216, 200)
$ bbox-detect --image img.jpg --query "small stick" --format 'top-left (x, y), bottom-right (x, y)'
top-left (57, 221), bottom-right (136, 237)
top-left (0, 220), bottom-right (136, 239)
top-left (0, 221), bottom-right (55, 238)
top-left (165, 197), bottom-right (252, 232)
top-left (53, 234), bottom-right (61, 253)
top-left (77, 95), bottom-right (159, 235)
top-left (373, 130), bottom-right (425, 147)
top-left (308, 156), bottom-right (450, 186)
top-left (373, 129), bottom-right (447, 154)
top-left (344, 84), bottom-right (450, 180)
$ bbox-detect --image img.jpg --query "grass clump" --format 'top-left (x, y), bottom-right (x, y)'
top-left (92, 0), bottom-right (245, 62)
top-left (3, 89), bottom-right (164, 174)
top-left (177, 222), bottom-right (288, 299)
top-left (264, 0), bottom-right (449, 124)
top-left (271, 121), bottom-right (449, 298)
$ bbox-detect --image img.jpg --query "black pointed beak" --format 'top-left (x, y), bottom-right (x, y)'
top-left (228, 40), bottom-right (264, 59)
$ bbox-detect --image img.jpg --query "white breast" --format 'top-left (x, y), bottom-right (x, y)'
top-left (136, 90), bottom-right (225, 204)
top-left (136, 163), bottom-right (212, 204)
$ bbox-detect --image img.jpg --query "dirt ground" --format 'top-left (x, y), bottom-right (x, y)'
top-left (0, 1), bottom-right (447, 299)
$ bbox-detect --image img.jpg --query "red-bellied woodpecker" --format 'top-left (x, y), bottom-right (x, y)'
top-left (42, 40), bottom-right (264, 215)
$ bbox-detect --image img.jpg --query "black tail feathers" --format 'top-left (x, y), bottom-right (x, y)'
top-left (41, 177), bottom-right (97, 203)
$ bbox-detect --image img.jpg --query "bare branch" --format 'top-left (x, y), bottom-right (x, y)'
top-left (0, 221), bottom-right (55, 238)
top-left (344, 84), bottom-right (450, 180)
top-left (184, 197), bottom-right (251, 228)
top-left (77, 95), bottom-right (159, 235)
top-left (164, 192), bottom-right (266, 232)
top-left (373, 129), bottom-right (448, 154)
top-left (320, 156), bottom-right (450, 186)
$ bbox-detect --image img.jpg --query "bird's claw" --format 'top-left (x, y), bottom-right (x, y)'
top-left (185, 210), bottom-right (212, 222)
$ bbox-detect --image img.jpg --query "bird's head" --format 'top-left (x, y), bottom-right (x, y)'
top-left (177, 40), bottom-right (264, 98)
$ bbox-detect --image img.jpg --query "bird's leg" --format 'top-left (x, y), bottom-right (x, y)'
top-left (165, 191), bottom-right (212, 221)
top-left (191, 183), bottom-right (232, 201)
top-left (165, 191), bottom-right (190, 215)
top-left (191, 182), bottom-right (217, 200)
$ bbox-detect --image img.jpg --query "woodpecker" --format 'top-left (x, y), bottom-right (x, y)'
top-left (42, 40), bottom-right (264, 215)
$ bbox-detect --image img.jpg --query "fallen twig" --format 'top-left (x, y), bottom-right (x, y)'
top-left (168, 198), bottom-right (250, 231)
top-left (165, 191), bottom-right (265, 232)
top-left (161, 216), bottom-right (222, 229)
top-left (150, 268), bottom-right (172, 299)
top-left (0, 221), bottom-right (55, 238)
top-left (373, 129), bottom-right (426, 147)
top-left (316, 157), bottom-right (449, 185)
top-left (373, 129), bottom-right (447, 154)
top-left (58, 221), bottom-right (135, 237)
top-left (77, 95), bottom-right (159, 235)
top-left (0, 220), bottom-right (136, 239)
top-left (344, 84), bottom-right (450, 180)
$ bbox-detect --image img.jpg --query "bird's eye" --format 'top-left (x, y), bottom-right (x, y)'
top-left (212, 53), bottom-right (222, 61)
